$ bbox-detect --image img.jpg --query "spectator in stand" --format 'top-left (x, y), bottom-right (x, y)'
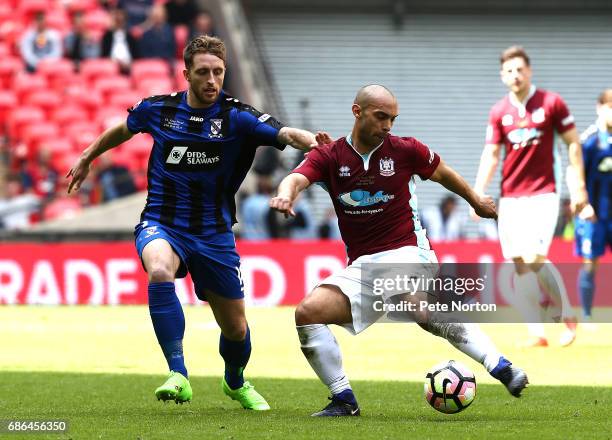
top-left (165, 0), bottom-right (199, 27)
top-left (0, 175), bottom-right (40, 230)
top-left (241, 176), bottom-right (275, 240)
top-left (32, 148), bottom-right (59, 202)
top-left (139, 5), bottom-right (176, 65)
top-left (20, 10), bottom-right (62, 72)
top-left (64, 10), bottom-right (101, 68)
top-left (102, 8), bottom-right (140, 74)
top-left (95, 153), bottom-right (137, 202)
top-left (287, 197), bottom-right (317, 239)
top-left (189, 10), bottom-right (216, 40)
top-left (421, 195), bottom-right (467, 241)
top-left (117, 0), bottom-right (154, 29)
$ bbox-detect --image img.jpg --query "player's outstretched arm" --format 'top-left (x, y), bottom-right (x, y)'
top-left (471, 143), bottom-right (501, 219)
top-left (66, 121), bottom-right (134, 193)
top-left (561, 128), bottom-right (589, 214)
top-left (430, 159), bottom-right (497, 220)
top-left (269, 173), bottom-right (311, 217)
top-left (277, 127), bottom-right (318, 152)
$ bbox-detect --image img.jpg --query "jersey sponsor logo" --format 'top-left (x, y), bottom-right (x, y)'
top-left (338, 189), bottom-right (395, 207)
top-left (339, 165), bottom-right (351, 177)
top-left (210, 118), bottom-right (223, 138)
top-left (532, 107), bottom-right (546, 124)
top-left (258, 113), bottom-right (271, 123)
top-left (507, 128), bottom-right (542, 149)
top-left (164, 141), bottom-right (223, 171)
top-left (166, 146), bottom-right (189, 164)
top-left (379, 157), bottom-right (395, 176)
top-left (189, 115), bottom-right (204, 122)
top-left (502, 114), bottom-right (514, 126)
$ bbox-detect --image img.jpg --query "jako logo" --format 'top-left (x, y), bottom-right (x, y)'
top-left (338, 190), bottom-right (394, 207)
top-left (189, 116), bottom-right (204, 122)
top-left (166, 146), bottom-right (188, 164)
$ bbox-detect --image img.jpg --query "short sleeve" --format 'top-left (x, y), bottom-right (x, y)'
top-left (236, 106), bottom-right (286, 150)
top-left (409, 139), bottom-right (440, 180)
top-left (552, 94), bottom-right (575, 134)
top-left (292, 147), bottom-right (329, 184)
top-left (126, 99), bottom-right (150, 134)
top-left (486, 107), bottom-right (503, 144)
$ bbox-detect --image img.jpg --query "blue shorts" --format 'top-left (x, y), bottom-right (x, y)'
top-left (134, 220), bottom-right (244, 300)
top-left (574, 218), bottom-right (612, 259)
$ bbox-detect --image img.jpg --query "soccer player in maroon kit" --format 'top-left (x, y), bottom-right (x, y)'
top-left (473, 46), bottom-right (590, 347)
top-left (270, 84), bottom-right (528, 417)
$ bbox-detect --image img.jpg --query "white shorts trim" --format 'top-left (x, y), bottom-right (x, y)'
top-left (498, 192), bottom-right (559, 259)
top-left (316, 246), bottom-right (438, 335)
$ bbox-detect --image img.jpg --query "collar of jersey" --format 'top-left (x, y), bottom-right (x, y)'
top-left (508, 84), bottom-right (536, 118)
top-left (346, 134), bottom-right (384, 171)
top-left (595, 121), bottom-right (612, 148)
top-left (181, 90), bottom-right (221, 114)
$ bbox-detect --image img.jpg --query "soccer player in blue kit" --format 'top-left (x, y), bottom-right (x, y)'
top-left (572, 89), bottom-right (612, 324)
top-left (67, 35), bottom-right (317, 409)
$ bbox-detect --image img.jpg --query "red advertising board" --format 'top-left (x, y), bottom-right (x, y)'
top-left (0, 240), bottom-right (610, 305)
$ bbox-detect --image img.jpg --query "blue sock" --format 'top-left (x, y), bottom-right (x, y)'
top-left (219, 327), bottom-right (251, 390)
top-left (489, 356), bottom-right (512, 379)
top-left (578, 269), bottom-right (595, 318)
top-left (148, 282), bottom-right (187, 378)
top-left (335, 389), bottom-right (357, 405)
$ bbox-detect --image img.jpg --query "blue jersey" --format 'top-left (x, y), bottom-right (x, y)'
top-left (581, 125), bottom-right (612, 221)
top-left (127, 91), bottom-right (285, 240)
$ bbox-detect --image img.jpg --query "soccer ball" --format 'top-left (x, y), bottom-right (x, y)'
top-left (424, 360), bottom-right (476, 414)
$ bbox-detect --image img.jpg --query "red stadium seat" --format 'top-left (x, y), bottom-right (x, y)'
top-left (38, 137), bottom-right (75, 155)
top-left (66, 0), bottom-right (98, 13)
top-left (43, 195), bottom-right (82, 221)
top-left (131, 59), bottom-right (171, 79)
top-left (23, 90), bottom-right (63, 116)
top-left (12, 73), bottom-right (48, 101)
top-left (17, 0), bottom-right (48, 17)
top-left (174, 25), bottom-right (189, 59)
top-left (108, 91), bottom-right (143, 110)
top-left (64, 86), bottom-right (103, 118)
top-left (175, 63), bottom-right (188, 90)
top-left (80, 59), bottom-right (120, 83)
top-left (65, 121), bottom-right (101, 149)
top-left (138, 78), bottom-right (174, 97)
top-left (0, 57), bottom-right (25, 87)
top-left (21, 122), bottom-right (60, 158)
top-left (123, 133), bottom-right (152, 159)
top-left (83, 9), bottom-right (111, 36)
top-left (0, 43), bottom-right (10, 58)
top-left (50, 104), bottom-right (87, 126)
top-left (36, 58), bottom-right (75, 82)
top-left (95, 76), bottom-right (132, 100)
top-left (0, 91), bottom-right (18, 134)
top-left (45, 8), bottom-right (71, 34)
top-left (96, 107), bottom-right (127, 130)
top-left (7, 106), bottom-right (45, 140)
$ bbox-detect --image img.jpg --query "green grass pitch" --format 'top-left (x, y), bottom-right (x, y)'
top-left (1, 307), bottom-right (611, 439)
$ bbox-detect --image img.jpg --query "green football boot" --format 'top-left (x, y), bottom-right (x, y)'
top-left (222, 377), bottom-right (270, 410)
top-left (155, 371), bottom-right (192, 404)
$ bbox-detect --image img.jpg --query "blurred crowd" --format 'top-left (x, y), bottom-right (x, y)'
top-left (0, 0), bottom-right (216, 230)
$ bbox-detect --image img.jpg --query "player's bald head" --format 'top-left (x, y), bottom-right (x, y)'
top-left (354, 84), bottom-right (397, 109)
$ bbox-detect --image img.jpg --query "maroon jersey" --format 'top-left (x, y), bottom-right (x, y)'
top-left (486, 87), bottom-right (575, 197)
top-left (294, 134), bottom-right (440, 263)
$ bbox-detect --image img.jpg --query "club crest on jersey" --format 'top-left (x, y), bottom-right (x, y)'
top-left (379, 157), bottom-right (395, 176)
top-left (532, 108), bottom-right (546, 124)
top-left (339, 165), bottom-right (351, 177)
top-left (502, 114), bottom-right (513, 126)
top-left (210, 119), bottom-right (223, 138)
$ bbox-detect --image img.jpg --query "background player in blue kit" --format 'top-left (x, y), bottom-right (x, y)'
top-left (572, 89), bottom-right (612, 324)
top-left (67, 35), bottom-right (317, 409)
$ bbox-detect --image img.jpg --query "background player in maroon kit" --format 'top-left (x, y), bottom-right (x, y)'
top-left (270, 85), bottom-right (528, 417)
top-left (473, 46), bottom-right (590, 347)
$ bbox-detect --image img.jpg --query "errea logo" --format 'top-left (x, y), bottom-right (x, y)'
top-left (339, 165), bottom-right (351, 177)
top-left (166, 146), bottom-right (188, 164)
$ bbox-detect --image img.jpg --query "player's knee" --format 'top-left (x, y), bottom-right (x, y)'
top-left (222, 321), bottom-right (248, 341)
top-left (295, 299), bottom-right (319, 326)
top-left (147, 264), bottom-right (175, 283)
